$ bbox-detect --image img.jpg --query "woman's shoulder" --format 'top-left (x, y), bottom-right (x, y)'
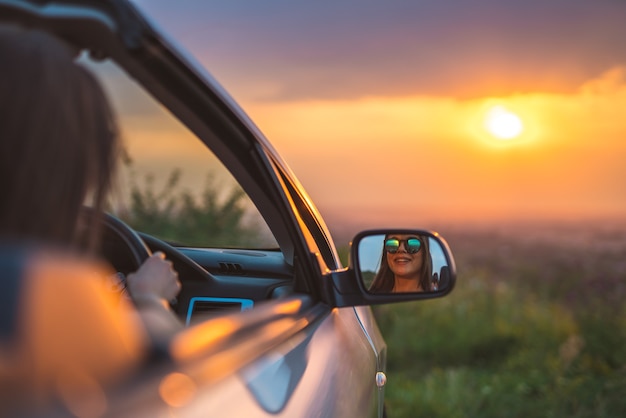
top-left (0, 242), bottom-right (148, 404)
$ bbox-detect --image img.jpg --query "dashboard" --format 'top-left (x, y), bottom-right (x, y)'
top-left (100, 227), bottom-right (294, 325)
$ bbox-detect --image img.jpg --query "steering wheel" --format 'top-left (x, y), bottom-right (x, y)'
top-left (80, 208), bottom-right (151, 287)
top-left (84, 208), bottom-right (218, 318)
top-left (99, 211), bottom-right (152, 267)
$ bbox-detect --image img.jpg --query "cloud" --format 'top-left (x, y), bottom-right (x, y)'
top-left (133, 0), bottom-right (626, 101)
top-left (579, 67), bottom-right (626, 95)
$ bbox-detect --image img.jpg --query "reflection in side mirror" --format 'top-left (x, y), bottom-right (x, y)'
top-left (355, 230), bottom-right (455, 295)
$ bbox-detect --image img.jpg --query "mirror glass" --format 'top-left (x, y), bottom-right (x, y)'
top-left (356, 231), bottom-right (453, 294)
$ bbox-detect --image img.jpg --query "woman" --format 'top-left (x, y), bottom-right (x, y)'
top-left (0, 26), bottom-right (181, 332)
top-left (0, 27), bottom-right (186, 412)
top-left (369, 234), bottom-right (433, 293)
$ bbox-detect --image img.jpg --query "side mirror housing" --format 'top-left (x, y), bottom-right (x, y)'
top-left (326, 229), bottom-right (456, 307)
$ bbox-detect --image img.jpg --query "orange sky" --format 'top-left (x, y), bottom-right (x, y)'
top-left (123, 1), bottom-right (626, 230)
top-left (238, 67), bottom-right (626, 226)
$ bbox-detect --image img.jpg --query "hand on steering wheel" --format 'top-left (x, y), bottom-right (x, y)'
top-left (127, 251), bottom-right (181, 306)
top-left (82, 208), bottom-right (181, 307)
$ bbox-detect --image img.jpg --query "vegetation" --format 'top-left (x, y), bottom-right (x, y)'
top-left (117, 169), bottom-right (266, 247)
top-left (364, 224), bottom-right (626, 417)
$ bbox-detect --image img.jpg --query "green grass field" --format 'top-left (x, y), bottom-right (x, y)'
top-left (366, 222), bottom-right (626, 417)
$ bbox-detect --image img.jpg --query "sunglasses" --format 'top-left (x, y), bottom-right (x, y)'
top-left (384, 237), bottom-right (422, 254)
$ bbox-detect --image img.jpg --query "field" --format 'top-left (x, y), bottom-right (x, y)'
top-left (366, 221), bottom-right (626, 417)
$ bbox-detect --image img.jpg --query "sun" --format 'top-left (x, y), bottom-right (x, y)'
top-left (484, 106), bottom-right (524, 140)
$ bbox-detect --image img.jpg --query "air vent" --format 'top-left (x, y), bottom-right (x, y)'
top-left (193, 301), bottom-right (241, 315)
top-left (218, 262), bottom-right (243, 274)
top-left (186, 297), bottom-right (253, 326)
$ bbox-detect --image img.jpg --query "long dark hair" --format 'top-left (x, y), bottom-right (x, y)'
top-left (369, 235), bottom-right (432, 292)
top-left (0, 26), bottom-right (119, 249)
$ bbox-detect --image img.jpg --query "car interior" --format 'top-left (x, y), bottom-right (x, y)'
top-left (87, 56), bottom-right (303, 326)
top-left (99, 223), bottom-right (295, 325)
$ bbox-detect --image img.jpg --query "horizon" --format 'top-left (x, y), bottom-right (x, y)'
top-left (321, 208), bottom-right (626, 247)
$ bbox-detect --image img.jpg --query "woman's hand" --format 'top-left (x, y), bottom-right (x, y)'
top-left (126, 252), bottom-right (181, 305)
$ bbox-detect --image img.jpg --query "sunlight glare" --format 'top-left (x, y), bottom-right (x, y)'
top-left (485, 106), bottom-right (524, 140)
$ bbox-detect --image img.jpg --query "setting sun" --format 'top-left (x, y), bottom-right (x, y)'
top-left (485, 105), bottom-right (524, 140)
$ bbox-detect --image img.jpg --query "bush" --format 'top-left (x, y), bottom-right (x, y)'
top-left (117, 169), bottom-right (266, 247)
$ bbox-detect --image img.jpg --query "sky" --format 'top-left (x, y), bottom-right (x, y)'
top-left (129, 0), bottom-right (626, 231)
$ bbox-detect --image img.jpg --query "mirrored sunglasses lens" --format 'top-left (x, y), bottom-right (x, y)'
top-left (385, 239), bottom-right (400, 253)
top-left (406, 238), bottom-right (421, 253)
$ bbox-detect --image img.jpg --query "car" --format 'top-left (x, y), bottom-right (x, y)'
top-left (0, 0), bottom-right (456, 417)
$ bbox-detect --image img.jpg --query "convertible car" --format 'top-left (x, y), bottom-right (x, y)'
top-left (0, 1), bottom-right (456, 416)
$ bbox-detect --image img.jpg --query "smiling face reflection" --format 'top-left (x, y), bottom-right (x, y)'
top-left (386, 235), bottom-right (425, 292)
top-left (368, 234), bottom-right (433, 293)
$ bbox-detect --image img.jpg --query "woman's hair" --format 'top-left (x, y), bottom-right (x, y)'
top-left (369, 235), bottom-right (433, 292)
top-left (0, 26), bottom-right (120, 248)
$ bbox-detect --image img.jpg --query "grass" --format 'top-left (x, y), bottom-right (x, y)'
top-left (361, 222), bottom-right (626, 417)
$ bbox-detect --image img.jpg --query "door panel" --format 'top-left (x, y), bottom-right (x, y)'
top-left (161, 306), bottom-right (378, 417)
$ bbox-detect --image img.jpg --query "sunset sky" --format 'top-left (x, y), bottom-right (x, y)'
top-left (129, 0), bottom-right (626, 230)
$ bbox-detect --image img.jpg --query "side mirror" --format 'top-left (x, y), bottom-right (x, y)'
top-left (326, 229), bottom-right (456, 307)
top-left (355, 230), bottom-right (455, 295)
